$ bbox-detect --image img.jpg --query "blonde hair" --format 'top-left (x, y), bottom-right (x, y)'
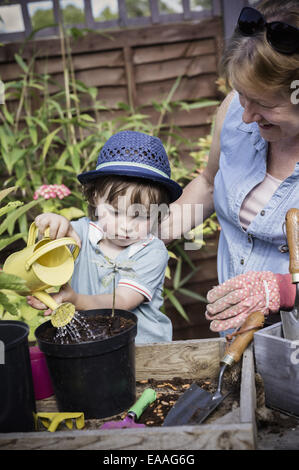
top-left (221, 0), bottom-right (299, 101)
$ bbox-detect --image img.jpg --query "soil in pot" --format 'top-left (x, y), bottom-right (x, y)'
top-left (37, 312), bottom-right (135, 345)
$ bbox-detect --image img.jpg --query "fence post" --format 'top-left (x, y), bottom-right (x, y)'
top-left (222, 0), bottom-right (246, 41)
top-left (118, 0), bottom-right (128, 27)
top-left (84, 0), bottom-right (95, 28)
top-left (149, 0), bottom-right (160, 24)
top-left (20, 0), bottom-right (32, 36)
top-left (182, 0), bottom-right (191, 21)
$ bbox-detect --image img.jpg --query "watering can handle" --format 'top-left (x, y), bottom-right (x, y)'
top-left (25, 236), bottom-right (80, 271)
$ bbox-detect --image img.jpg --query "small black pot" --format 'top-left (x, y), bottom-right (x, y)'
top-left (0, 320), bottom-right (36, 432)
top-left (35, 309), bottom-right (137, 419)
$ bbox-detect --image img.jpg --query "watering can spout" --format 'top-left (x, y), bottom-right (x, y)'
top-left (3, 222), bottom-right (80, 327)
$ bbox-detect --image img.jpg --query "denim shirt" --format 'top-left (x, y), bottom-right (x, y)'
top-left (214, 92), bottom-right (299, 285)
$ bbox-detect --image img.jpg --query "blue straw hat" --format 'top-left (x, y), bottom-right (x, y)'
top-left (77, 131), bottom-right (182, 203)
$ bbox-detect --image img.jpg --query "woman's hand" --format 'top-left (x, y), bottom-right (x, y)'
top-left (35, 213), bottom-right (81, 248)
top-left (27, 284), bottom-right (77, 316)
top-left (205, 271), bottom-right (287, 332)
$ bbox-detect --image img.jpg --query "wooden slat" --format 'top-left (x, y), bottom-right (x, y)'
top-left (135, 54), bottom-right (217, 83)
top-left (0, 19), bottom-right (222, 62)
top-left (136, 74), bottom-right (217, 107)
top-left (123, 46), bottom-right (137, 109)
top-left (0, 423), bottom-right (255, 450)
top-left (133, 38), bottom-right (216, 64)
top-left (135, 338), bottom-right (224, 381)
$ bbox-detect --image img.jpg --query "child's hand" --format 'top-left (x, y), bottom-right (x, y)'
top-left (27, 284), bottom-right (77, 316)
top-left (35, 213), bottom-right (81, 248)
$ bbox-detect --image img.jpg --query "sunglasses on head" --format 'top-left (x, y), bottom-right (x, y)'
top-left (237, 6), bottom-right (299, 55)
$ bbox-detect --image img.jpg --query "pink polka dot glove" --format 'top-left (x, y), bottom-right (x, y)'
top-left (205, 271), bottom-right (295, 332)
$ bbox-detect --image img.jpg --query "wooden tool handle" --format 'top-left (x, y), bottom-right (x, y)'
top-left (286, 208), bottom-right (299, 282)
top-left (221, 311), bottom-right (265, 366)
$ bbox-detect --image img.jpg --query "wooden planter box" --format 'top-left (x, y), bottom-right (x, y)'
top-left (254, 322), bottom-right (299, 417)
top-left (0, 338), bottom-right (257, 450)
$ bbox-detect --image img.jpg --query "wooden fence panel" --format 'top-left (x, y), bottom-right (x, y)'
top-left (0, 19), bottom-right (223, 339)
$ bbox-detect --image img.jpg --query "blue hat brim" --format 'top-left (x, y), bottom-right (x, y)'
top-left (77, 166), bottom-right (182, 203)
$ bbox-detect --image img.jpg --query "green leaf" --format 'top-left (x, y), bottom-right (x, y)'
top-left (14, 53), bottom-right (29, 74)
top-left (0, 186), bottom-right (17, 203)
top-left (178, 288), bottom-right (207, 303)
top-left (0, 272), bottom-right (29, 292)
top-left (0, 291), bottom-right (20, 316)
top-left (0, 233), bottom-right (24, 252)
top-left (80, 113), bottom-right (95, 122)
top-left (164, 288), bottom-right (189, 322)
top-left (173, 257), bottom-right (182, 290)
top-left (0, 199), bottom-right (39, 236)
top-left (59, 207), bottom-right (85, 221)
top-left (42, 127), bottom-right (62, 160)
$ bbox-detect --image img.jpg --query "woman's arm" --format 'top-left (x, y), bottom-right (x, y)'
top-left (161, 91), bottom-right (236, 242)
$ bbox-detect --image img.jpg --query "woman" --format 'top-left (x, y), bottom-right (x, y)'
top-left (163, 0), bottom-right (299, 333)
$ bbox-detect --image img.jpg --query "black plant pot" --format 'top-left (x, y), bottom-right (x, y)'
top-left (35, 309), bottom-right (137, 419)
top-left (0, 320), bottom-right (36, 432)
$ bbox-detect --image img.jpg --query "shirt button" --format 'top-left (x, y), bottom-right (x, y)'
top-left (240, 258), bottom-right (245, 265)
top-left (260, 210), bottom-right (265, 216)
top-left (248, 234), bottom-right (252, 243)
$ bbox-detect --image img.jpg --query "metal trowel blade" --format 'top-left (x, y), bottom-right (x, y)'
top-left (162, 384), bottom-right (214, 427)
top-left (188, 392), bottom-right (230, 425)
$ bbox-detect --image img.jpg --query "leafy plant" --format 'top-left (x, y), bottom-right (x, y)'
top-left (0, 26), bottom-right (220, 323)
top-left (0, 186), bottom-right (46, 334)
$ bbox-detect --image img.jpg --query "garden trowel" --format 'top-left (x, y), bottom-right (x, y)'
top-left (163, 311), bottom-right (265, 426)
top-left (281, 208), bottom-right (299, 341)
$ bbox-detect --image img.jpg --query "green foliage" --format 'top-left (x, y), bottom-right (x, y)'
top-left (0, 27), bottom-right (220, 324)
top-left (0, 292), bottom-right (47, 342)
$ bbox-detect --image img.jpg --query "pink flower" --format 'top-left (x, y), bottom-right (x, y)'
top-left (33, 184), bottom-right (71, 200)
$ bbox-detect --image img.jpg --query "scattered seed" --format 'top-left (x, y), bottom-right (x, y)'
top-left (139, 380), bottom-right (148, 384)
top-left (161, 401), bottom-right (168, 406)
top-left (146, 421), bottom-right (154, 425)
top-left (204, 381), bottom-right (211, 385)
top-left (182, 384), bottom-right (191, 389)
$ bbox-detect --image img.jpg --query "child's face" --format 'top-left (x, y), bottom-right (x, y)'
top-left (95, 187), bottom-right (152, 247)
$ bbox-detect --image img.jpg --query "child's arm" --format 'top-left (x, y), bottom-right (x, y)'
top-left (35, 213), bottom-right (81, 248)
top-left (27, 284), bottom-right (145, 314)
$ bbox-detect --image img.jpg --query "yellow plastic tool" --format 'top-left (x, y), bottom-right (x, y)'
top-left (33, 290), bottom-right (76, 328)
top-left (3, 222), bottom-right (80, 328)
top-left (34, 412), bottom-right (85, 432)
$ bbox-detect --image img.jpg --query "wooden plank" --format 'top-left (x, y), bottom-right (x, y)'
top-left (136, 74), bottom-right (217, 107)
top-left (133, 38), bottom-right (216, 64)
top-left (123, 46), bottom-right (136, 110)
top-left (0, 19), bottom-right (222, 62)
top-left (135, 55), bottom-right (217, 83)
top-left (135, 339), bottom-right (224, 381)
top-left (0, 423), bottom-right (254, 450)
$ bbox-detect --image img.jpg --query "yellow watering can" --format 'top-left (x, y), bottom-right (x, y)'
top-left (3, 222), bottom-right (80, 328)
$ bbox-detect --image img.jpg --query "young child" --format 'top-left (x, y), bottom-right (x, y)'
top-left (27, 130), bottom-right (182, 343)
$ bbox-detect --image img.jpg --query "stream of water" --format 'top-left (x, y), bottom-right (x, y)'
top-left (53, 311), bottom-right (96, 344)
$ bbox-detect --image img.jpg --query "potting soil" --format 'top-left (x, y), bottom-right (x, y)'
top-left (38, 314), bottom-right (135, 344)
